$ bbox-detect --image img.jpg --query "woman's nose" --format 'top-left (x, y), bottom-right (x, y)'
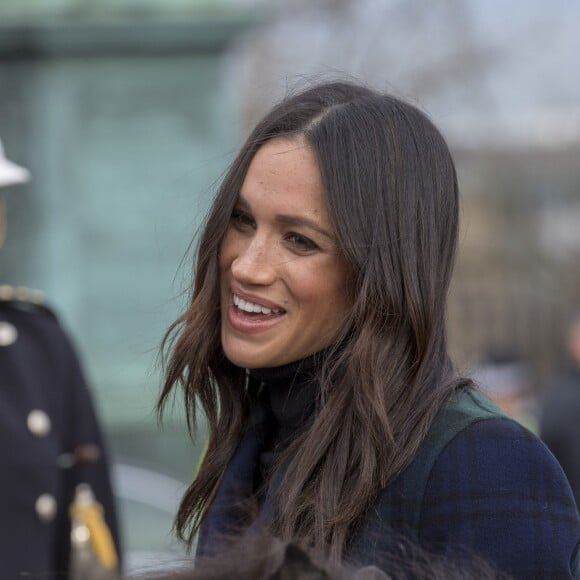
top-left (230, 237), bottom-right (277, 286)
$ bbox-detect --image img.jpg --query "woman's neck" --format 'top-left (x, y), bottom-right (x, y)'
top-left (249, 353), bottom-right (323, 446)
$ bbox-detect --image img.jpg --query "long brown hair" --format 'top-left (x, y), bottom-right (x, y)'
top-left (158, 81), bottom-right (467, 558)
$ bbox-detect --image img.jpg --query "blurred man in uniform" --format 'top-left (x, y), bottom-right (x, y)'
top-left (541, 313), bottom-right (580, 507)
top-left (0, 138), bottom-right (122, 578)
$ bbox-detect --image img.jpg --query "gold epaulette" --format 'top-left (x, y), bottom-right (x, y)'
top-left (69, 484), bottom-right (120, 572)
top-left (0, 284), bottom-right (44, 304)
top-left (0, 284), bottom-right (55, 317)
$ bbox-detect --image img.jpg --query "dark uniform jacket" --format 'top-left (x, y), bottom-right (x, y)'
top-left (541, 367), bottom-right (580, 508)
top-left (0, 288), bottom-right (121, 579)
top-left (198, 388), bottom-right (580, 579)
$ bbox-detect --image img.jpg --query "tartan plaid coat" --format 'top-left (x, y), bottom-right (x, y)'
top-left (198, 389), bottom-right (580, 579)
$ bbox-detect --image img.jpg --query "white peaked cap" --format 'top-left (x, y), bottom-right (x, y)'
top-left (0, 138), bottom-right (31, 188)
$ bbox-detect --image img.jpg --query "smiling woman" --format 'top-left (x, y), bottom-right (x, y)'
top-left (219, 136), bottom-right (351, 369)
top-left (158, 81), bottom-right (580, 578)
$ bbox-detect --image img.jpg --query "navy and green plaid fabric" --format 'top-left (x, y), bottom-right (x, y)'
top-left (349, 390), bottom-right (580, 578)
top-left (419, 417), bottom-right (579, 578)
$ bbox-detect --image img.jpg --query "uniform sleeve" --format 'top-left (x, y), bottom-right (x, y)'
top-left (419, 417), bottom-right (580, 578)
top-left (52, 324), bottom-right (123, 573)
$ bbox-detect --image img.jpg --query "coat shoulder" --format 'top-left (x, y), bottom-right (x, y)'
top-left (420, 416), bottom-right (580, 577)
top-left (0, 285), bottom-right (57, 320)
top-left (348, 389), bottom-right (506, 561)
top-left (0, 285), bottom-right (75, 369)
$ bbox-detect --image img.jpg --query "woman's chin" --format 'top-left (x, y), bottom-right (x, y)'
top-left (222, 346), bottom-right (289, 370)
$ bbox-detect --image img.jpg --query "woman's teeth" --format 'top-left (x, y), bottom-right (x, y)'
top-left (233, 294), bottom-right (282, 315)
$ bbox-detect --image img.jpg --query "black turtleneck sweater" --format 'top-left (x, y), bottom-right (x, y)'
top-left (248, 353), bottom-right (322, 496)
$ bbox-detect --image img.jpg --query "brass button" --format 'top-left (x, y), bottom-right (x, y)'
top-left (27, 410), bottom-right (52, 437)
top-left (0, 321), bottom-right (17, 346)
top-left (35, 493), bottom-right (57, 522)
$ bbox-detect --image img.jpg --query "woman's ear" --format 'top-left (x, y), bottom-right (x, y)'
top-left (270, 543), bottom-right (330, 580)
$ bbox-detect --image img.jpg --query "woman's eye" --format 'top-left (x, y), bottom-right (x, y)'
top-left (285, 232), bottom-right (320, 252)
top-left (230, 209), bottom-right (255, 229)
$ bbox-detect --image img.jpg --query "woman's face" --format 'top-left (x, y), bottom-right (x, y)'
top-left (219, 136), bottom-right (351, 368)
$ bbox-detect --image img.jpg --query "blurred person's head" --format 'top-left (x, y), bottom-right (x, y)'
top-left (160, 80), bottom-right (467, 557)
top-left (565, 313), bottom-right (580, 368)
top-left (472, 349), bottom-right (533, 420)
top-left (0, 137), bottom-right (30, 249)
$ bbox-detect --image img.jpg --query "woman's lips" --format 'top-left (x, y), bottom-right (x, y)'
top-left (227, 295), bottom-right (286, 334)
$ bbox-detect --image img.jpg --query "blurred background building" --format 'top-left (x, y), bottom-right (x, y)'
top-left (1, 0), bottom-right (579, 569)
